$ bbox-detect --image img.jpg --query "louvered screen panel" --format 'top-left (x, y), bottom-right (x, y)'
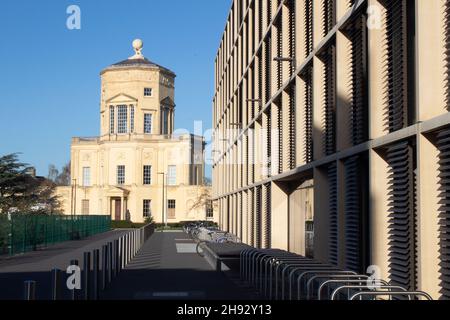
top-left (322, 45), bottom-right (336, 156)
top-left (278, 104), bottom-right (283, 174)
top-left (258, 0), bottom-right (263, 42)
top-left (322, 0), bottom-right (335, 37)
top-left (288, 85), bottom-right (296, 169)
top-left (288, 0), bottom-right (296, 76)
top-left (264, 183), bottom-right (272, 248)
top-left (386, 141), bottom-right (417, 292)
top-left (435, 128), bottom-right (450, 299)
top-left (255, 186), bottom-right (262, 249)
top-left (267, 108), bottom-right (272, 176)
top-left (328, 162), bottom-right (338, 265)
top-left (267, 0), bottom-right (272, 25)
top-left (445, 0), bottom-right (450, 111)
top-left (347, 13), bottom-right (368, 146)
top-left (265, 37), bottom-right (272, 104)
top-left (258, 53), bottom-right (263, 113)
top-left (383, 0), bottom-right (408, 133)
top-left (249, 188), bottom-right (255, 246)
top-left (303, 68), bottom-right (313, 163)
top-left (276, 19), bottom-right (283, 90)
top-left (344, 155), bottom-right (362, 272)
top-left (304, 0), bottom-right (313, 57)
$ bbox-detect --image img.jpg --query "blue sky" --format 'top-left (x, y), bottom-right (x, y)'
top-left (0, 0), bottom-right (231, 178)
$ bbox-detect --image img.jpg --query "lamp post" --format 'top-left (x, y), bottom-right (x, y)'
top-left (71, 179), bottom-right (77, 217)
top-left (157, 173), bottom-right (166, 227)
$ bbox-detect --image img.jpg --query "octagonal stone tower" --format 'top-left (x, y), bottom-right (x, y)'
top-left (99, 39), bottom-right (176, 139)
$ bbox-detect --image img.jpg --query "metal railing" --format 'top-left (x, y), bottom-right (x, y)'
top-left (240, 248), bottom-right (433, 301)
top-left (1, 214), bottom-right (111, 256)
top-left (21, 223), bottom-right (155, 300)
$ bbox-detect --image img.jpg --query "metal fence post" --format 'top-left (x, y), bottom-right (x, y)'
top-left (101, 245), bottom-right (107, 290)
top-left (51, 268), bottom-right (61, 300)
top-left (24, 280), bottom-right (36, 300)
top-left (70, 259), bottom-right (79, 301)
top-left (114, 239), bottom-right (119, 277)
top-left (107, 242), bottom-right (113, 284)
top-left (83, 252), bottom-right (91, 300)
top-left (93, 249), bottom-right (100, 300)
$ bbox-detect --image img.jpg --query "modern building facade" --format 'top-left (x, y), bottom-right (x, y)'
top-left (212, 0), bottom-right (450, 299)
top-left (57, 40), bottom-right (211, 224)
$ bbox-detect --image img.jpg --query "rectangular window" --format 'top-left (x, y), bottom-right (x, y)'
top-left (144, 88), bottom-right (153, 97)
top-left (143, 200), bottom-right (151, 218)
top-left (144, 113), bottom-right (153, 134)
top-left (206, 201), bottom-right (213, 218)
top-left (167, 165), bottom-right (177, 185)
top-left (117, 105), bottom-right (128, 134)
top-left (143, 165), bottom-right (152, 185)
top-left (82, 200), bottom-right (89, 215)
top-left (82, 167), bottom-right (91, 187)
top-left (168, 199), bottom-right (176, 219)
top-left (130, 105), bottom-right (135, 133)
top-left (117, 165), bottom-right (125, 185)
top-left (161, 108), bottom-right (169, 135)
top-left (110, 106), bottom-right (115, 134)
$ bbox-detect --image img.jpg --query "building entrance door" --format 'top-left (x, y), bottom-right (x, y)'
top-left (115, 199), bottom-right (122, 221)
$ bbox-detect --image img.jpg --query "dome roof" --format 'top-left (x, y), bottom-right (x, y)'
top-left (101, 39), bottom-right (175, 76)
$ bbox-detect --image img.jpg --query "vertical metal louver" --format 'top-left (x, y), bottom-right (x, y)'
top-left (322, 45), bottom-right (337, 156)
top-left (304, 0), bottom-right (314, 57)
top-left (288, 0), bottom-right (296, 76)
top-left (445, 0), bottom-right (450, 111)
top-left (343, 155), bottom-right (365, 272)
top-left (386, 141), bottom-right (417, 292)
top-left (266, 108), bottom-right (272, 176)
top-left (258, 53), bottom-right (263, 113)
top-left (255, 186), bottom-right (262, 249)
top-left (258, 0), bottom-right (263, 42)
top-left (435, 128), bottom-right (450, 299)
top-left (303, 68), bottom-right (314, 163)
top-left (328, 162), bottom-right (339, 265)
top-left (250, 67), bottom-right (255, 120)
top-left (288, 85), bottom-right (296, 169)
top-left (277, 104), bottom-right (283, 174)
top-left (276, 19), bottom-right (283, 90)
top-left (322, 0), bottom-right (335, 37)
top-left (267, 0), bottom-right (272, 25)
top-left (265, 37), bottom-right (272, 104)
top-left (249, 189), bottom-right (255, 247)
top-left (347, 13), bottom-right (368, 146)
top-left (383, 0), bottom-right (408, 133)
top-left (264, 183), bottom-right (272, 248)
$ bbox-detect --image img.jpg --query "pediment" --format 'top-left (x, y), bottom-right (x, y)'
top-left (105, 186), bottom-right (130, 196)
top-left (106, 93), bottom-right (138, 104)
top-left (160, 96), bottom-right (175, 107)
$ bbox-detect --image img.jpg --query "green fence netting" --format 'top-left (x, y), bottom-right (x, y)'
top-left (0, 214), bottom-right (111, 256)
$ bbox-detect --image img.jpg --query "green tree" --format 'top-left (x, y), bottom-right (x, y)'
top-left (0, 154), bottom-right (62, 214)
top-left (0, 154), bottom-right (31, 213)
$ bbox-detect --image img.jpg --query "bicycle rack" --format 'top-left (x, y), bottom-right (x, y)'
top-left (238, 248), bottom-right (434, 301)
top-left (279, 260), bottom-right (330, 300)
top-left (296, 270), bottom-right (357, 300)
top-left (317, 277), bottom-right (388, 300)
top-left (349, 290), bottom-right (433, 301)
top-left (306, 274), bottom-right (368, 300)
top-left (288, 266), bottom-right (340, 300)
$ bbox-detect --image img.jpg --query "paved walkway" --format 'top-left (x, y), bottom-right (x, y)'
top-left (101, 231), bottom-right (258, 300)
top-left (0, 229), bottom-right (129, 300)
